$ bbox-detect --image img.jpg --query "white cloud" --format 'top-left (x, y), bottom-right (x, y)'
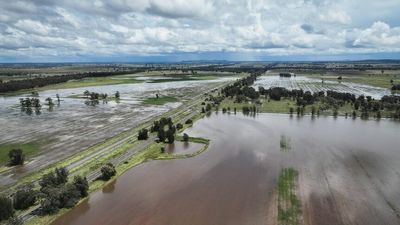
top-left (0, 0), bottom-right (400, 60)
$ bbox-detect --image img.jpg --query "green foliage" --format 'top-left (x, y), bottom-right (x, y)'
top-left (13, 184), bottom-right (37, 210)
top-left (39, 167), bottom-right (68, 189)
top-left (6, 216), bottom-right (23, 225)
top-left (100, 163), bottom-right (116, 181)
top-left (0, 195), bottom-right (14, 221)
top-left (278, 168), bottom-right (301, 225)
top-left (8, 149), bottom-right (24, 166)
top-left (185, 119), bottom-right (193, 124)
top-left (183, 133), bottom-right (189, 142)
top-left (143, 96), bottom-right (178, 105)
top-left (0, 142), bottom-right (39, 165)
top-left (166, 130), bottom-right (175, 144)
top-left (138, 128), bottom-right (149, 140)
top-left (73, 176), bottom-right (89, 198)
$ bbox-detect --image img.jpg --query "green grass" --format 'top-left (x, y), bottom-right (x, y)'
top-left (304, 74), bottom-right (400, 89)
top-left (0, 142), bottom-right (40, 165)
top-left (3, 76), bottom-right (144, 95)
top-left (278, 168), bottom-right (301, 225)
top-left (143, 96), bottom-right (179, 105)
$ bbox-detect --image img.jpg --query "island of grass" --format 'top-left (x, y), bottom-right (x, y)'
top-left (0, 142), bottom-right (40, 165)
top-left (143, 96), bottom-right (178, 105)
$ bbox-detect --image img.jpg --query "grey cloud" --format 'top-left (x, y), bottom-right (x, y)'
top-left (0, 0), bottom-right (400, 59)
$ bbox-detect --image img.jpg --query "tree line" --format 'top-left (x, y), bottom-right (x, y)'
top-left (0, 70), bottom-right (146, 93)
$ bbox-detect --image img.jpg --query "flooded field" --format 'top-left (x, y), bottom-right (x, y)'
top-left (52, 113), bottom-right (400, 225)
top-left (254, 75), bottom-right (395, 99)
top-left (0, 76), bottom-right (236, 185)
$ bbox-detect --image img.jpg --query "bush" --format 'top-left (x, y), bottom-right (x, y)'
top-left (39, 167), bottom-right (69, 189)
top-left (176, 123), bottom-right (183, 130)
top-left (183, 133), bottom-right (189, 142)
top-left (0, 195), bottom-right (14, 221)
top-left (73, 176), bottom-right (89, 198)
top-left (185, 119), bottom-right (193, 124)
top-left (100, 163), bottom-right (116, 181)
top-left (6, 216), bottom-right (23, 225)
top-left (166, 130), bottom-right (175, 144)
top-left (13, 184), bottom-right (37, 210)
top-left (138, 128), bottom-right (149, 140)
top-left (8, 149), bottom-right (24, 166)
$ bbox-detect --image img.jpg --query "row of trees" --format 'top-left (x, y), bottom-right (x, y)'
top-left (0, 70), bottom-right (146, 93)
top-left (0, 167), bottom-right (89, 223)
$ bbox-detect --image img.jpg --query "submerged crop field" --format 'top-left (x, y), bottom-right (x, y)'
top-left (0, 72), bottom-right (241, 186)
top-left (254, 73), bottom-right (397, 99)
top-left (50, 113), bottom-right (400, 225)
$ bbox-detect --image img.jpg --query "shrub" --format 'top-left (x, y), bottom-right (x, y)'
top-left (13, 184), bottom-right (37, 210)
top-left (73, 176), bottom-right (89, 198)
top-left (183, 133), bottom-right (189, 142)
top-left (8, 149), bottom-right (24, 166)
top-left (0, 195), bottom-right (14, 221)
top-left (185, 119), bottom-right (193, 124)
top-left (138, 128), bottom-right (149, 140)
top-left (100, 163), bottom-right (116, 181)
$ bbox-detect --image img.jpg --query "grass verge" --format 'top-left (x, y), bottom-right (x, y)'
top-left (143, 96), bottom-right (179, 105)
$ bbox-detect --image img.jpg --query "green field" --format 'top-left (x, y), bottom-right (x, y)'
top-left (143, 96), bottom-right (179, 105)
top-left (278, 168), bottom-right (301, 225)
top-left (0, 142), bottom-right (40, 165)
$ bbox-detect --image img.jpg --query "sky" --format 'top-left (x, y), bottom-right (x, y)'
top-left (0, 0), bottom-right (400, 62)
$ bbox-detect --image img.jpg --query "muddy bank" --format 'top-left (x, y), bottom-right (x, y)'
top-left (53, 113), bottom-right (400, 225)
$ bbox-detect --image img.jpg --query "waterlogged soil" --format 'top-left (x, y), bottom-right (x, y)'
top-left (0, 77), bottom-right (236, 186)
top-left (52, 113), bottom-right (400, 225)
top-left (254, 74), bottom-right (397, 99)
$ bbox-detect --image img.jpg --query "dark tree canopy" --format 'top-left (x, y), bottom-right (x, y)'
top-left (8, 149), bottom-right (24, 166)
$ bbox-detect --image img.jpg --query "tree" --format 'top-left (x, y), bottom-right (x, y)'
top-left (83, 90), bottom-right (90, 98)
top-left (58, 184), bottom-right (80, 208)
top-left (0, 195), bottom-right (14, 221)
top-left (115, 91), bottom-right (120, 99)
top-left (183, 133), bottom-right (189, 142)
top-left (138, 128), bottom-right (149, 140)
top-left (55, 167), bottom-right (69, 184)
top-left (8, 149), bottom-right (24, 166)
top-left (176, 123), bottom-right (183, 130)
top-left (39, 167), bottom-right (68, 189)
top-left (13, 184), bottom-right (37, 210)
top-left (157, 129), bottom-right (165, 142)
top-left (100, 163), bottom-right (116, 181)
top-left (185, 119), bottom-right (193, 124)
top-left (45, 97), bottom-right (54, 106)
top-left (73, 176), bottom-right (89, 198)
top-left (166, 130), bottom-right (175, 144)
top-left (6, 216), bottom-right (23, 225)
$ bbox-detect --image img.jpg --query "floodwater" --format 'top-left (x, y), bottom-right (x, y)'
top-left (254, 75), bottom-right (396, 99)
top-left (165, 141), bottom-right (204, 154)
top-left (52, 113), bottom-right (400, 225)
top-left (0, 76), bottom-right (236, 185)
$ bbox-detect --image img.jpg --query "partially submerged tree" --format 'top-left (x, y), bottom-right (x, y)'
top-left (183, 133), bottom-right (189, 142)
top-left (8, 149), bottom-right (24, 166)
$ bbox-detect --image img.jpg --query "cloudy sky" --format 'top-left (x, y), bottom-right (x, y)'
top-left (1, 0), bottom-right (400, 62)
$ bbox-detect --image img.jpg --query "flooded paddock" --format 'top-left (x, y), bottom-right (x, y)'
top-left (254, 75), bottom-right (395, 99)
top-left (0, 77), bottom-right (236, 185)
top-left (52, 113), bottom-right (400, 225)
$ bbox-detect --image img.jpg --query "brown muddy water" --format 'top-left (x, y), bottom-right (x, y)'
top-left (165, 141), bottom-right (203, 154)
top-left (53, 113), bottom-right (400, 225)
